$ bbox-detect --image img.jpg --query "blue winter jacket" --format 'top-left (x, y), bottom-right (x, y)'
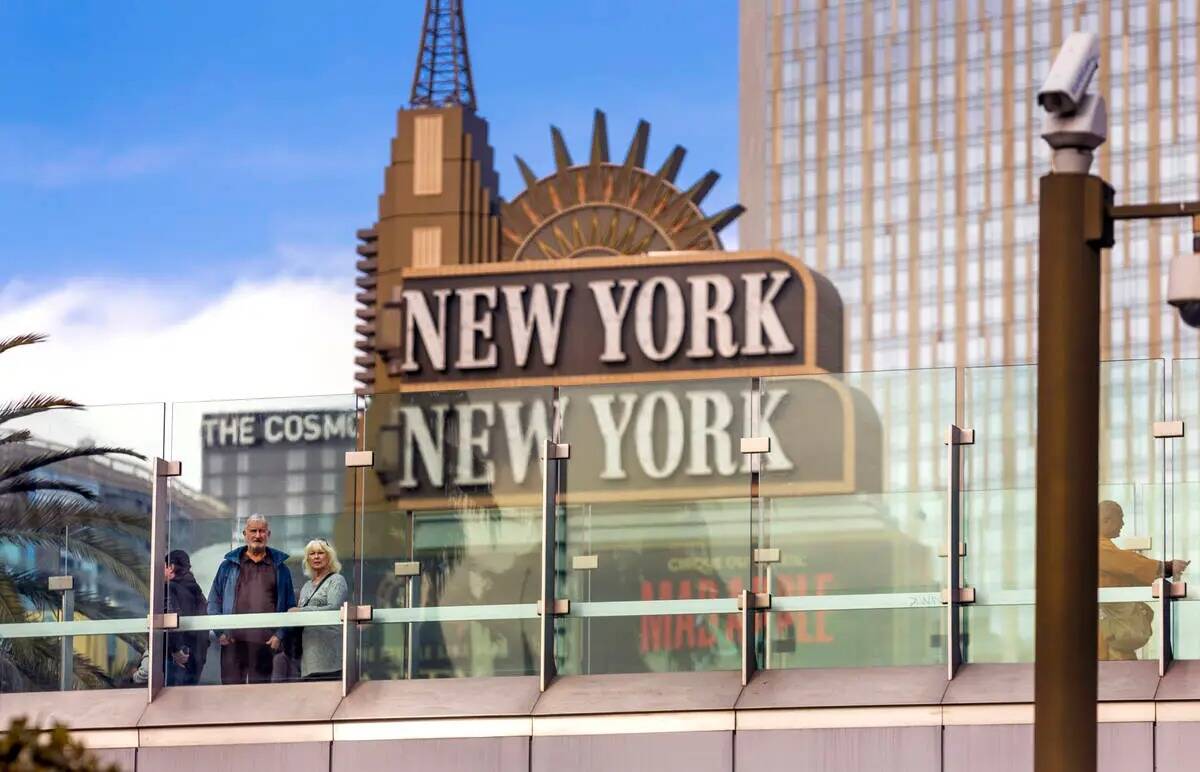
top-left (206, 546), bottom-right (297, 640)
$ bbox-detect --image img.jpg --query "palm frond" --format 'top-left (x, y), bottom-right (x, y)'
top-left (0, 475), bottom-right (99, 501)
top-left (0, 495), bottom-right (149, 537)
top-left (0, 568), bottom-right (149, 651)
top-left (0, 428), bottom-right (33, 445)
top-left (0, 636), bottom-right (119, 690)
top-left (0, 531), bottom-right (149, 596)
top-left (0, 394), bottom-right (82, 426)
top-left (0, 333), bottom-right (47, 355)
top-left (0, 445), bottom-right (145, 482)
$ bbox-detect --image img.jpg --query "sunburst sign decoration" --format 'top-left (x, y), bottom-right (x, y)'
top-left (499, 110), bottom-right (743, 261)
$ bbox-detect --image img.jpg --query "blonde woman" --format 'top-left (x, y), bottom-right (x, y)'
top-left (288, 538), bottom-right (349, 680)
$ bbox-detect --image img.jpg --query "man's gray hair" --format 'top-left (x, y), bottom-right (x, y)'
top-left (245, 513), bottom-right (270, 529)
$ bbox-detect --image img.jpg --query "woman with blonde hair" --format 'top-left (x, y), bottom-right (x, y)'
top-left (287, 538), bottom-right (349, 680)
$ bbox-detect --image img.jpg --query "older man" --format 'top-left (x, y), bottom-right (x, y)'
top-left (207, 515), bottom-right (296, 684)
top-left (1098, 500), bottom-right (1189, 660)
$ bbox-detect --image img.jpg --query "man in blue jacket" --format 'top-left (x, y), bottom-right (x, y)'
top-left (207, 514), bottom-right (296, 684)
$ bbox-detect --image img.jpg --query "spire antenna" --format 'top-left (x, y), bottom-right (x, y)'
top-left (410, 0), bottom-right (477, 110)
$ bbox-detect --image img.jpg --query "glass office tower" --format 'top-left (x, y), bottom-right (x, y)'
top-left (740, 0), bottom-right (1200, 491)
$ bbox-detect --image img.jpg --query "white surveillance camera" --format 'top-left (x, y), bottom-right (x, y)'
top-left (1041, 93), bottom-right (1107, 173)
top-left (1169, 249), bottom-right (1200, 328)
top-left (1038, 31), bottom-right (1100, 115)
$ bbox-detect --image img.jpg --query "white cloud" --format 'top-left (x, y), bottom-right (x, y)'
top-left (0, 275), bottom-right (357, 408)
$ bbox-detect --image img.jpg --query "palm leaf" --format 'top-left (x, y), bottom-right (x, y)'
top-left (0, 496), bottom-right (149, 537)
top-left (0, 475), bottom-right (99, 501)
top-left (0, 531), bottom-right (148, 596)
top-left (0, 445), bottom-right (145, 482)
top-left (0, 429), bottom-right (32, 445)
top-left (0, 394), bottom-right (82, 426)
top-left (0, 333), bottom-right (47, 355)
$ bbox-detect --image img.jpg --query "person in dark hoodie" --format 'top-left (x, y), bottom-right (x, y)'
top-left (164, 549), bottom-right (208, 685)
top-left (207, 514), bottom-right (296, 684)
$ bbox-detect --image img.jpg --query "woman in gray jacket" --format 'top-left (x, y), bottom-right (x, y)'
top-left (288, 538), bottom-right (349, 680)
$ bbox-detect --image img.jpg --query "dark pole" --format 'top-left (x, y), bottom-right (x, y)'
top-left (1034, 171), bottom-right (1112, 772)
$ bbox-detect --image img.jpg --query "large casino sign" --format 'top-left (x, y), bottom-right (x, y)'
top-left (364, 249), bottom-right (883, 507)
top-left (349, 112), bottom-right (924, 679)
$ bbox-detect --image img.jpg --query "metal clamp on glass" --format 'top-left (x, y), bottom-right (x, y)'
top-left (740, 436), bottom-right (771, 455)
top-left (752, 548), bottom-right (781, 564)
top-left (340, 604), bottom-right (374, 622)
top-left (1153, 420), bottom-right (1185, 439)
top-left (151, 612), bottom-right (179, 630)
top-left (394, 561), bottom-right (420, 577)
top-left (940, 588), bottom-right (976, 604)
top-left (736, 592), bottom-right (772, 610)
top-left (537, 598), bottom-right (571, 616)
top-left (1152, 578), bottom-right (1188, 599)
top-left (345, 450), bottom-right (375, 468)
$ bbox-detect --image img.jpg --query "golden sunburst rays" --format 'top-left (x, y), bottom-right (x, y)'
top-left (499, 109), bottom-right (745, 261)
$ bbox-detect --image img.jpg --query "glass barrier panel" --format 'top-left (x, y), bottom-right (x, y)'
top-left (1170, 360), bottom-right (1200, 658)
top-left (1, 402), bottom-right (164, 692)
top-left (759, 369), bottom-right (954, 669)
top-left (0, 632), bottom-right (148, 693)
top-left (166, 395), bottom-right (357, 685)
top-left (357, 388), bottom-right (547, 680)
top-left (1098, 360), bottom-right (1165, 664)
top-left (963, 361), bottom-right (1167, 664)
top-left (555, 379), bottom-right (753, 676)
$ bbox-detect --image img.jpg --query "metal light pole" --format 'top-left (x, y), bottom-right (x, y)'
top-left (1035, 33), bottom-right (1200, 772)
top-left (1034, 169), bottom-right (1111, 772)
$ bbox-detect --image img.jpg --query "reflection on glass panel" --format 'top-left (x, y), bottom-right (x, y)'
top-left (556, 379), bottom-right (753, 676)
top-left (1, 402), bottom-right (163, 693)
top-left (963, 361), bottom-right (1166, 664)
top-left (760, 369), bottom-right (954, 669)
top-left (1, 634), bottom-right (148, 694)
top-left (359, 389), bottom-right (547, 680)
top-left (165, 395), bottom-right (357, 686)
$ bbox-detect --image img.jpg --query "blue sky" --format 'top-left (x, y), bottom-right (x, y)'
top-left (0, 1), bottom-right (739, 290)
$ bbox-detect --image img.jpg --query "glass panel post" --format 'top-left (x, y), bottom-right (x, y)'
top-left (539, 435), bottom-right (564, 692)
top-left (148, 457), bottom-right (180, 702)
top-left (945, 424), bottom-right (972, 680)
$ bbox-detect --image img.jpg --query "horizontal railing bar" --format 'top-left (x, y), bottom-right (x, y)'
top-left (570, 598), bottom-right (741, 618)
top-left (0, 587), bottom-right (1164, 639)
top-left (372, 604), bottom-right (539, 623)
top-left (975, 587), bottom-right (1155, 605)
top-left (0, 618), bottom-right (149, 639)
top-left (771, 592), bottom-right (943, 611)
top-left (176, 611), bottom-right (343, 631)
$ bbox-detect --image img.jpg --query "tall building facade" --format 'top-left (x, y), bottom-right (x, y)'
top-left (739, 0), bottom-right (1200, 498)
top-left (740, 0), bottom-right (1200, 372)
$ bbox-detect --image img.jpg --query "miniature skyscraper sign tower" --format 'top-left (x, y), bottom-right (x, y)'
top-left (355, 0), bottom-right (501, 394)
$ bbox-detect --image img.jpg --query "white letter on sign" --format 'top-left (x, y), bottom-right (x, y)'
top-left (685, 390), bottom-right (737, 476)
top-left (742, 271), bottom-right (795, 356)
top-left (401, 289), bottom-right (451, 372)
top-left (636, 391), bottom-right (685, 479)
top-left (634, 277), bottom-right (685, 362)
top-left (455, 287), bottom-right (498, 370)
top-left (588, 279), bottom-right (638, 363)
top-left (686, 275), bottom-right (739, 359)
top-left (455, 403), bottom-right (496, 485)
top-left (589, 393), bottom-right (637, 480)
top-left (501, 283), bottom-right (571, 367)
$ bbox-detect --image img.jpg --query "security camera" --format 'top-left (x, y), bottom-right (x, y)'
top-left (1038, 32), bottom-right (1100, 115)
top-left (1041, 93), bottom-right (1107, 173)
top-left (1169, 245), bottom-right (1200, 329)
top-left (1039, 31), bottom-right (1106, 173)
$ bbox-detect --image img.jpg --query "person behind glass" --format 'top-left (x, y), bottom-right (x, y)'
top-left (207, 514), bottom-right (296, 684)
top-left (288, 538), bottom-right (349, 681)
top-left (1098, 499), bottom-right (1190, 660)
top-left (164, 549), bottom-right (208, 685)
